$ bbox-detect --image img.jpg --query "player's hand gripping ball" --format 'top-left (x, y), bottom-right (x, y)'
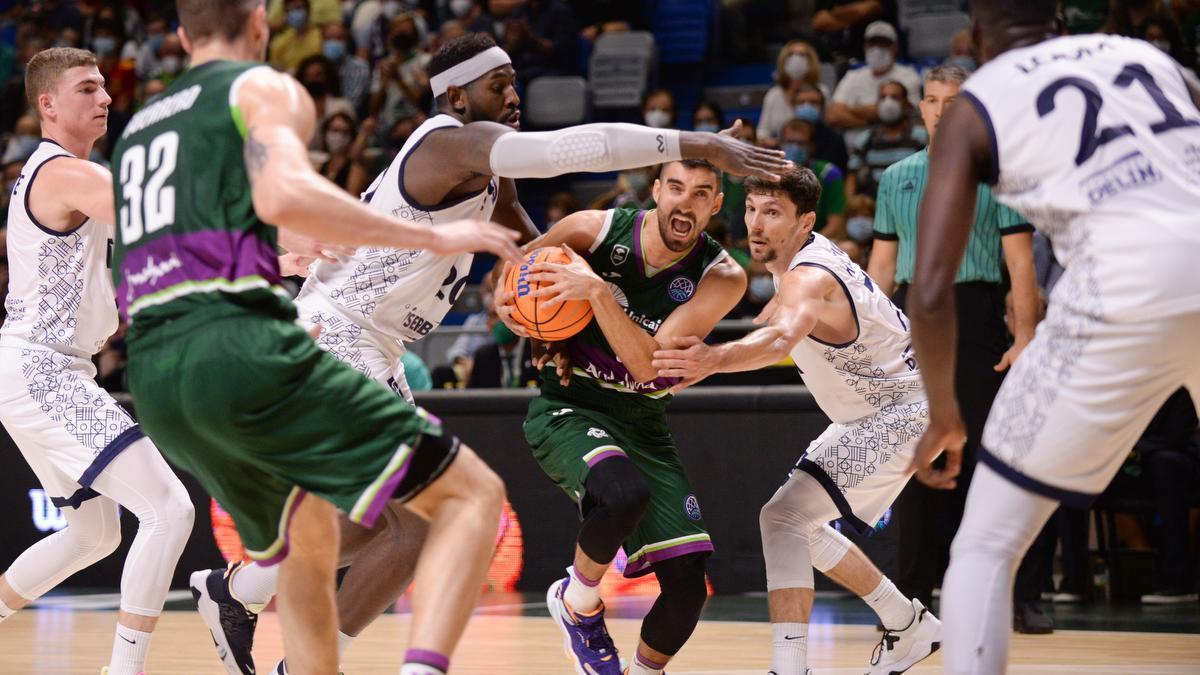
top-left (502, 247), bottom-right (594, 341)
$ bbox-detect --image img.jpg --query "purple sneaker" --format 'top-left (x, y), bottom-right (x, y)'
top-left (546, 577), bottom-right (622, 675)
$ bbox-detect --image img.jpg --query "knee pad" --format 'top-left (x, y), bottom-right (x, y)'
top-left (585, 458), bottom-right (651, 523)
top-left (810, 524), bottom-right (851, 573)
top-left (641, 553), bottom-right (709, 656)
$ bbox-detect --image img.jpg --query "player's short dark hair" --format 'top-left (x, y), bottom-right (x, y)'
top-left (664, 158), bottom-right (722, 187)
top-left (745, 166), bottom-right (822, 216)
top-left (428, 32), bottom-right (499, 82)
top-left (970, 0), bottom-right (1055, 27)
top-left (178, 0), bottom-right (262, 43)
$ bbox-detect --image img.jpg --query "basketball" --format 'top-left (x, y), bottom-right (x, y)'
top-left (503, 247), bottom-right (594, 341)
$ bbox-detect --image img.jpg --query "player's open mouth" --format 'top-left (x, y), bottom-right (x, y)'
top-left (670, 217), bottom-right (693, 237)
top-left (749, 238), bottom-right (766, 248)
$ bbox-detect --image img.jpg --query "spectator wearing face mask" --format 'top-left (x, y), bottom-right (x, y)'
top-left (268, 0), bottom-right (343, 30)
top-left (151, 33), bottom-right (188, 84)
top-left (134, 15), bottom-right (170, 79)
top-left (843, 192), bottom-right (875, 248)
top-left (297, 54), bottom-right (356, 134)
top-left (322, 21), bottom-right (371, 114)
top-left (757, 40), bottom-right (829, 145)
top-left (90, 20), bottom-right (137, 115)
top-left (789, 83), bottom-right (849, 169)
top-left (270, 0), bottom-right (325, 72)
top-left (778, 118), bottom-right (847, 239)
top-left (845, 79), bottom-right (926, 197)
top-left (811, 0), bottom-right (893, 62)
top-left (369, 12), bottom-right (431, 128)
top-left (945, 28), bottom-right (977, 72)
top-left (691, 100), bottom-right (724, 133)
top-left (827, 21), bottom-right (921, 133)
top-left (316, 112), bottom-right (374, 195)
top-left (642, 88), bottom-right (677, 129)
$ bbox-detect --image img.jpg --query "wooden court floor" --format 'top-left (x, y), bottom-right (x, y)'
top-left (3, 608), bottom-right (1199, 674)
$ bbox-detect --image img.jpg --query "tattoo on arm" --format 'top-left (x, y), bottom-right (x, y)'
top-left (244, 129), bottom-right (268, 183)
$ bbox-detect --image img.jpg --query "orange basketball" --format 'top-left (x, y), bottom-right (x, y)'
top-left (503, 247), bottom-right (594, 341)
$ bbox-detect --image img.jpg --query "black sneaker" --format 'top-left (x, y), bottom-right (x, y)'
top-left (1013, 601), bottom-right (1054, 634)
top-left (190, 563), bottom-right (260, 674)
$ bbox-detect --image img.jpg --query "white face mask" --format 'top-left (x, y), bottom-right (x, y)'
top-left (644, 109), bottom-right (671, 129)
top-left (160, 55), bottom-right (182, 75)
top-left (450, 0), bottom-right (473, 17)
top-left (877, 96), bottom-right (904, 124)
top-left (1152, 39), bottom-right (1172, 54)
top-left (865, 46), bottom-right (893, 72)
top-left (325, 130), bottom-right (352, 154)
top-left (783, 53), bottom-right (808, 81)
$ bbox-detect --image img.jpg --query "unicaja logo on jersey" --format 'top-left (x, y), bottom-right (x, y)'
top-left (668, 276), bottom-right (695, 302)
top-left (610, 244), bottom-right (629, 266)
top-left (684, 494), bottom-right (702, 521)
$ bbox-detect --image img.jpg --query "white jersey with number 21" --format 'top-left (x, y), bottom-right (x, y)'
top-left (961, 34), bottom-right (1200, 319)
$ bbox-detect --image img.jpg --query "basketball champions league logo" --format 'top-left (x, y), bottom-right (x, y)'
top-left (668, 276), bottom-right (695, 302)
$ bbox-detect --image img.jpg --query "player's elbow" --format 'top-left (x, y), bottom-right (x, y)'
top-left (251, 174), bottom-right (302, 225)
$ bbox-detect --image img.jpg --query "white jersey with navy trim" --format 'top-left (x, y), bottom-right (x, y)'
top-left (961, 34), bottom-right (1200, 319)
top-left (780, 233), bottom-right (925, 424)
top-left (298, 113), bottom-right (500, 343)
top-left (1, 140), bottom-right (117, 358)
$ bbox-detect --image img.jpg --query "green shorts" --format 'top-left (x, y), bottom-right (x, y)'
top-left (126, 303), bottom-right (453, 565)
top-left (524, 389), bottom-right (712, 577)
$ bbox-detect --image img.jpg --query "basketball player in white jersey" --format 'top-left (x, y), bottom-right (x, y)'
top-left (0, 48), bottom-right (195, 675)
top-left (189, 32), bottom-right (792, 675)
top-left (651, 166), bottom-right (941, 675)
top-left (908, 3), bottom-right (1200, 672)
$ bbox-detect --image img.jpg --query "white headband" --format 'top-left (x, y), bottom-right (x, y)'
top-left (429, 46), bottom-right (512, 97)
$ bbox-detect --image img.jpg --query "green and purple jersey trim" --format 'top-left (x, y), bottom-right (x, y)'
top-left (117, 229), bottom-right (284, 320)
top-left (623, 533), bottom-right (714, 578)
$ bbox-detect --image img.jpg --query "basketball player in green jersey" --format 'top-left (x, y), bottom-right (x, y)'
top-left (496, 159), bottom-right (746, 675)
top-left (110, 2), bottom-right (524, 674)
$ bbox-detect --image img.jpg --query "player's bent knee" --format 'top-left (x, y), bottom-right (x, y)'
top-left (587, 458), bottom-right (651, 522)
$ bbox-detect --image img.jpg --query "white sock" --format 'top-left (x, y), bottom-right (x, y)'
top-left (338, 630), bottom-right (355, 657)
top-left (564, 565), bottom-right (602, 614)
top-left (399, 663), bottom-right (446, 675)
top-left (628, 651), bottom-right (668, 674)
top-left (229, 562), bottom-right (278, 612)
top-left (0, 598), bottom-right (15, 623)
top-left (771, 622), bottom-right (807, 675)
top-left (108, 625), bottom-right (152, 675)
top-left (863, 577), bottom-right (915, 631)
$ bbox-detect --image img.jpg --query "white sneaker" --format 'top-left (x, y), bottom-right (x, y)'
top-left (867, 599), bottom-right (941, 675)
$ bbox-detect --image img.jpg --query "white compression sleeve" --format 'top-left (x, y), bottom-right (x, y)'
top-left (488, 124), bottom-right (683, 178)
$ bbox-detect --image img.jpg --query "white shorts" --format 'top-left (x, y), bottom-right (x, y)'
top-left (0, 342), bottom-right (142, 508)
top-left (294, 288), bottom-right (413, 402)
top-left (981, 284), bottom-right (1200, 507)
top-left (792, 399), bottom-right (928, 535)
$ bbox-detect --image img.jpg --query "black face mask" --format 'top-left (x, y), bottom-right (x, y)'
top-left (303, 80), bottom-right (328, 98)
top-left (392, 33), bottom-right (416, 52)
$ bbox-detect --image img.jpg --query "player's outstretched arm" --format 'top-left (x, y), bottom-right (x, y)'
top-left (907, 96), bottom-right (990, 489)
top-left (237, 70), bottom-right (520, 262)
top-left (405, 118), bottom-right (791, 191)
top-left (652, 266), bottom-right (828, 389)
top-left (29, 158), bottom-right (116, 230)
